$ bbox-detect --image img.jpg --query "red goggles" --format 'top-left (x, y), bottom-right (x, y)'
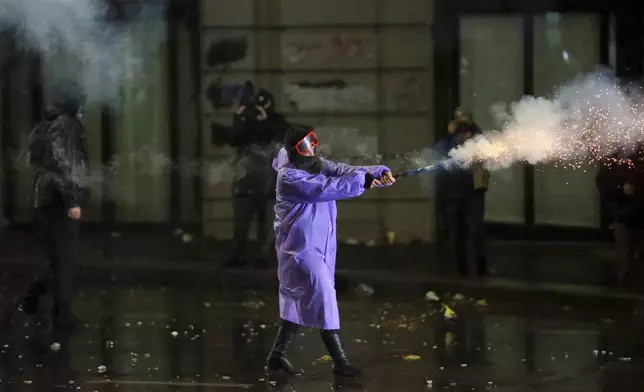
top-left (294, 131), bottom-right (319, 155)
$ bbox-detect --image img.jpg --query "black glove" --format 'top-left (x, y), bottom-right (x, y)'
top-left (364, 173), bottom-right (374, 189)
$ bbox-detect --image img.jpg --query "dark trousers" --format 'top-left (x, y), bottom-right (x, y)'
top-left (613, 222), bottom-right (644, 284)
top-left (445, 192), bottom-right (487, 276)
top-left (26, 204), bottom-right (79, 316)
top-left (231, 193), bottom-right (273, 260)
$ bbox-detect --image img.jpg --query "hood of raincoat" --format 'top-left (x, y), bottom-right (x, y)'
top-left (273, 147), bottom-right (324, 174)
top-left (273, 148), bottom-right (291, 171)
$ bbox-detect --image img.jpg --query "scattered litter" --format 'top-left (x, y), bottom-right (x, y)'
top-left (403, 354), bottom-right (421, 361)
top-left (170, 331), bottom-right (179, 338)
top-left (23, 380), bottom-right (32, 384)
top-left (181, 233), bottom-right (193, 243)
top-left (222, 376), bottom-right (230, 380)
top-left (453, 293), bottom-right (465, 301)
top-left (356, 283), bottom-right (375, 296)
top-left (317, 355), bottom-right (332, 362)
top-left (386, 231), bottom-right (396, 245)
top-left (425, 378), bottom-right (433, 388)
top-left (618, 357), bottom-right (632, 362)
top-left (425, 291), bottom-right (440, 302)
top-left (474, 299), bottom-right (488, 307)
top-left (442, 304), bottom-right (457, 319)
top-left (346, 238), bottom-right (360, 245)
top-left (98, 365), bottom-right (107, 374)
top-left (173, 228), bottom-right (184, 236)
top-left (204, 302), bottom-right (211, 308)
top-left (50, 343), bottom-right (61, 352)
top-left (241, 300), bottom-right (265, 309)
top-left (445, 333), bottom-right (454, 347)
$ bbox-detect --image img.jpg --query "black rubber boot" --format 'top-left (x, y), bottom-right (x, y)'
top-left (266, 321), bottom-right (302, 375)
top-left (320, 330), bottom-right (362, 377)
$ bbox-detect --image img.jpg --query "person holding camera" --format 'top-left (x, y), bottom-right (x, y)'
top-left (227, 88), bottom-right (289, 268)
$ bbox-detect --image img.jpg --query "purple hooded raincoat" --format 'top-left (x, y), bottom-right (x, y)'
top-left (272, 148), bottom-right (390, 330)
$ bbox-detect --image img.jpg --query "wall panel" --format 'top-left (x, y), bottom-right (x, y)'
top-left (200, 0), bottom-right (433, 241)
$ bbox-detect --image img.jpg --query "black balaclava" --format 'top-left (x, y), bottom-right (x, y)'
top-left (284, 126), bottom-right (322, 174)
top-left (51, 79), bottom-right (86, 118)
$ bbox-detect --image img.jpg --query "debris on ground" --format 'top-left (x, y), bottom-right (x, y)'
top-left (241, 300), bottom-right (266, 309)
top-left (317, 355), bottom-right (332, 362)
top-left (181, 233), bottom-right (193, 243)
top-left (453, 293), bottom-right (465, 301)
top-left (356, 283), bottom-right (375, 297)
top-left (346, 238), bottom-right (360, 245)
top-left (402, 354), bottom-right (421, 361)
top-left (425, 291), bottom-right (440, 302)
top-left (474, 299), bottom-right (488, 307)
top-left (442, 304), bottom-right (457, 319)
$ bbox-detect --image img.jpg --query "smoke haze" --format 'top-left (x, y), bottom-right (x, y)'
top-left (0, 0), bottom-right (166, 104)
top-left (449, 70), bottom-right (644, 169)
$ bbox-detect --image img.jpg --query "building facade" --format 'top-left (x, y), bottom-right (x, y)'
top-left (1, 0), bottom-right (642, 242)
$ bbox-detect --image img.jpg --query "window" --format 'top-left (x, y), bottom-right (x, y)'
top-left (459, 16), bottom-right (525, 223)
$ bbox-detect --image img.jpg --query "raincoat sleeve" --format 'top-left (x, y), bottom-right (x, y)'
top-left (323, 160), bottom-right (390, 178)
top-left (278, 169), bottom-right (366, 203)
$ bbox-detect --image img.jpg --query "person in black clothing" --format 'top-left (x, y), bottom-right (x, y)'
top-left (21, 80), bottom-right (90, 329)
top-left (227, 88), bottom-right (289, 268)
top-left (436, 108), bottom-right (489, 277)
top-left (596, 149), bottom-right (644, 286)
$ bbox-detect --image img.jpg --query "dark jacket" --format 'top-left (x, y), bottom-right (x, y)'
top-left (596, 156), bottom-right (644, 226)
top-left (29, 108), bottom-right (90, 209)
top-left (231, 111), bottom-right (289, 195)
top-left (436, 122), bottom-right (487, 200)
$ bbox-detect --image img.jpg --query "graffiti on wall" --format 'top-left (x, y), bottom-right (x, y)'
top-left (285, 79), bottom-right (376, 112)
top-left (392, 76), bottom-right (428, 111)
top-left (283, 35), bottom-right (376, 66)
top-left (206, 36), bottom-right (249, 69)
top-left (205, 36), bottom-right (250, 111)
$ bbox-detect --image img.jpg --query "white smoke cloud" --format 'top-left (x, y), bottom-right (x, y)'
top-left (0, 0), bottom-right (166, 104)
top-left (449, 70), bottom-right (644, 169)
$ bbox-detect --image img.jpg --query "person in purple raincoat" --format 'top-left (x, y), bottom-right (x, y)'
top-left (266, 126), bottom-right (395, 377)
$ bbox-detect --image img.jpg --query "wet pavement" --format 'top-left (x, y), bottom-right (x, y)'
top-left (1, 229), bottom-right (644, 390)
top-left (1, 279), bottom-right (644, 391)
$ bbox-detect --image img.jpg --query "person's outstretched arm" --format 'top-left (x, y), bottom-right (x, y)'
top-left (278, 169), bottom-right (372, 203)
top-left (322, 160), bottom-right (390, 179)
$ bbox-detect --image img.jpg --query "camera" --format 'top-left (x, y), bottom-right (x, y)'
top-left (238, 87), bottom-right (273, 121)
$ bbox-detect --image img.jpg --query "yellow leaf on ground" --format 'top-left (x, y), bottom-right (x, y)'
top-left (317, 355), bottom-right (332, 362)
top-left (442, 304), bottom-right (457, 319)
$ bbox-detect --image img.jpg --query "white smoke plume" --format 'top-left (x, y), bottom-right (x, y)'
top-left (449, 70), bottom-right (644, 169)
top-left (0, 0), bottom-right (166, 104)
